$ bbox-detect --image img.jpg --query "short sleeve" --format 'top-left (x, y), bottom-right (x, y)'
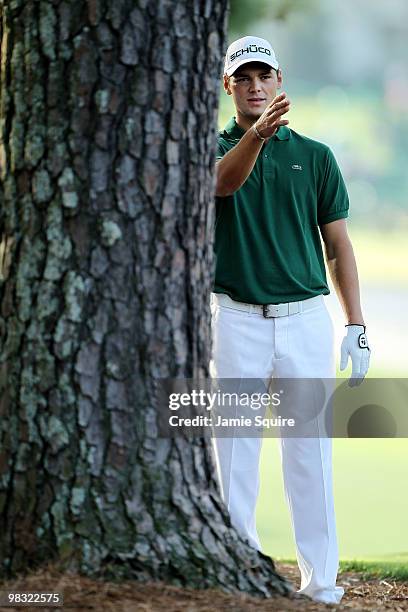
top-left (216, 137), bottom-right (229, 161)
top-left (317, 147), bottom-right (349, 226)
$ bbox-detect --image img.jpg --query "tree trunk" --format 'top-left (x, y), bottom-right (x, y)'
top-left (0, 0), bottom-right (292, 598)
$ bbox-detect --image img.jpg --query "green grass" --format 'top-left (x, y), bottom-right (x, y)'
top-left (258, 438), bottom-right (408, 561)
top-left (274, 556), bottom-right (408, 581)
top-left (339, 557), bottom-right (408, 581)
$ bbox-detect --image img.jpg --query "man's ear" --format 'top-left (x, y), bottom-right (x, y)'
top-left (276, 68), bottom-right (283, 90)
top-left (223, 74), bottom-right (232, 95)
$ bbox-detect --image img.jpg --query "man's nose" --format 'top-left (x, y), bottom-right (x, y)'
top-left (249, 79), bottom-right (262, 92)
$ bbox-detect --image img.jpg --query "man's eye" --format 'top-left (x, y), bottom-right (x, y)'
top-left (261, 75), bottom-right (271, 80)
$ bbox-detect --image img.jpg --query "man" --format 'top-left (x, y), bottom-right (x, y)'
top-left (210, 36), bottom-right (371, 604)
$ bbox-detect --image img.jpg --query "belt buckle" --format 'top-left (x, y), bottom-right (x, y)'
top-left (262, 304), bottom-right (274, 318)
top-left (262, 303), bottom-right (289, 317)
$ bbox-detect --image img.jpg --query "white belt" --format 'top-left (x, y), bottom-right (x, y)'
top-left (211, 293), bottom-right (323, 318)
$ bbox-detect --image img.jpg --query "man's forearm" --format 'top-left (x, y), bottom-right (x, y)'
top-left (325, 237), bottom-right (365, 325)
top-left (215, 127), bottom-right (263, 197)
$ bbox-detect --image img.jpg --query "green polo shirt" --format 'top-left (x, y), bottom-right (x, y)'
top-left (214, 117), bottom-right (350, 304)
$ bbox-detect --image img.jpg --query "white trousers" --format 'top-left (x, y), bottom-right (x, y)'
top-left (210, 293), bottom-right (344, 604)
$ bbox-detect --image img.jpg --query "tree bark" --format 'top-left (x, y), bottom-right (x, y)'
top-left (0, 0), bottom-right (292, 598)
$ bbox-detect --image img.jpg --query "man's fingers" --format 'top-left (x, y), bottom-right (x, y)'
top-left (273, 92), bottom-right (287, 102)
top-left (265, 103), bottom-right (290, 122)
top-left (264, 96), bottom-right (290, 114)
top-left (269, 107), bottom-right (290, 125)
top-left (274, 104), bottom-right (290, 116)
top-left (267, 99), bottom-right (290, 112)
top-left (265, 103), bottom-right (290, 121)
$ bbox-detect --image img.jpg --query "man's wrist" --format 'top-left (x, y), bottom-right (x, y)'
top-left (346, 322), bottom-right (366, 330)
top-left (252, 124), bottom-right (266, 142)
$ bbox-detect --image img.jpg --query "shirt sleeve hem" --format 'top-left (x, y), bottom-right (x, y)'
top-left (318, 210), bottom-right (349, 226)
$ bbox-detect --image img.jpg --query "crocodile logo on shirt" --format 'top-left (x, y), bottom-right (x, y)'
top-left (292, 164), bottom-right (302, 170)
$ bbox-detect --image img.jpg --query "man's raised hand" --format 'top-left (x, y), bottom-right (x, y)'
top-left (254, 92), bottom-right (290, 140)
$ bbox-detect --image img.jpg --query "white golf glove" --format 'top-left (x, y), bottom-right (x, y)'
top-left (340, 324), bottom-right (370, 387)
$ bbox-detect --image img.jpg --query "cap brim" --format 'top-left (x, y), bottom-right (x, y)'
top-left (225, 57), bottom-right (279, 76)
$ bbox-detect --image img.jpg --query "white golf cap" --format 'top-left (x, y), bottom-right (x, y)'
top-left (224, 36), bottom-right (279, 76)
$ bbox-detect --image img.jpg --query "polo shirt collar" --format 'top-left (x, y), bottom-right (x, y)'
top-left (222, 117), bottom-right (291, 141)
top-left (275, 125), bottom-right (291, 140)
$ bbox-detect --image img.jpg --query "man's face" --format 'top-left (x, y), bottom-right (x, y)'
top-left (224, 62), bottom-right (282, 121)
